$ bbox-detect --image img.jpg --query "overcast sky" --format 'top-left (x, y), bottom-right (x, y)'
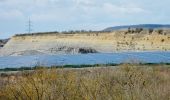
top-left (0, 0), bottom-right (170, 38)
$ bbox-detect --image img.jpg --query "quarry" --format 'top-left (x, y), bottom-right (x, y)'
top-left (0, 29), bottom-right (170, 56)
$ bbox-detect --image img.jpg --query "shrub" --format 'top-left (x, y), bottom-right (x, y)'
top-left (1, 65), bottom-right (170, 100)
top-left (158, 29), bottom-right (163, 34)
top-left (149, 29), bottom-right (154, 34)
top-left (135, 28), bottom-right (143, 33)
top-left (161, 39), bottom-right (165, 42)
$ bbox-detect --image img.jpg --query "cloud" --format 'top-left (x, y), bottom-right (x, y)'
top-left (0, 9), bottom-right (24, 19)
top-left (0, 0), bottom-right (148, 22)
top-left (103, 3), bottom-right (146, 15)
top-left (30, 12), bottom-right (71, 22)
top-left (73, 0), bottom-right (94, 6)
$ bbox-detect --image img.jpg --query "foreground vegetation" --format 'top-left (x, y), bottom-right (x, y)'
top-left (1, 63), bottom-right (169, 72)
top-left (0, 64), bottom-right (170, 100)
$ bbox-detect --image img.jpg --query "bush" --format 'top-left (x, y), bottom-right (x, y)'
top-left (161, 39), bottom-right (165, 42)
top-left (149, 29), bottom-right (154, 34)
top-left (135, 28), bottom-right (143, 33)
top-left (158, 29), bottom-right (163, 34)
top-left (1, 65), bottom-right (170, 100)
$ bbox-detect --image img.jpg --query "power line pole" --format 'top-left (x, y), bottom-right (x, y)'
top-left (27, 18), bottom-right (33, 33)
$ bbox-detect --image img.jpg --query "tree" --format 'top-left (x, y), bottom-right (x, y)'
top-left (149, 29), bottom-right (154, 34)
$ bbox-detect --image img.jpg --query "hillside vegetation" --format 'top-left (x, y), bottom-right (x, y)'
top-left (0, 29), bottom-right (170, 56)
top-left (0, 64), bottom-right (170, 100)
top-left (103, 24), bottom-right (170, 31)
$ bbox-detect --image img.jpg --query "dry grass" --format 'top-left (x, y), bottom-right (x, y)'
top-left (0, 64), bottom-right (170, 100)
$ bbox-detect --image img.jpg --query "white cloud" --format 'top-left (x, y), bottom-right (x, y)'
top-left (31, 12), bottom-right (69, 22)
top-left (103, 3), bottom-right (146, 15)
top-left (0, 0), bottom-right (60, 9)
top-left (0, 0), bottom-right (148, 21)
top-left (0, 9), bottom-right (24, 19)
top-left (73, 0), bottom-right (94, 6)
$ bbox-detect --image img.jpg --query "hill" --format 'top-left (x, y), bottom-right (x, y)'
top-left (103, 24), bottom-right (170, 32)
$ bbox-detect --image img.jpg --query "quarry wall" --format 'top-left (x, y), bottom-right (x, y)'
top-left (0, 31), bottom-right (170, 56)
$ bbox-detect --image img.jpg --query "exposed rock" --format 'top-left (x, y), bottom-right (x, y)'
top-left (9, 50), bottom-right (45, 56)
top-left (0, 30), bottom-right (170, 56)
top-left (78, 48), bottom-right (98, 54)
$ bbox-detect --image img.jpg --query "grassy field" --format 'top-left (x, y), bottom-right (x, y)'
top-left (0, 64), bottom-right (170, 100)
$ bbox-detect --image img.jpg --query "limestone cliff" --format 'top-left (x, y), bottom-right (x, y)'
top-left (0, 30), bottom-right (170, 56)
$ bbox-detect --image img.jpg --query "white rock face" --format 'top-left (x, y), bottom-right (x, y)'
top-left (0, 31), bottom-right (170, 56)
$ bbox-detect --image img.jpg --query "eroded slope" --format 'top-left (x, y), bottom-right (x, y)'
top-left (0, 30), bottom-right (170, 56)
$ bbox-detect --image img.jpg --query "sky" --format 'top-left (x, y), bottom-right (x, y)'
top-left (0, 0), bottom-right (170, 39)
